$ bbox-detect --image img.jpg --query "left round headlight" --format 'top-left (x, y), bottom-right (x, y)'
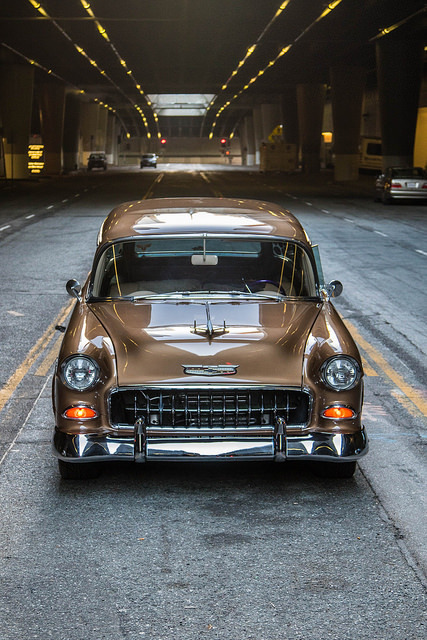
top-left (321, 356), bottom-right (361, 391)
top-left (61, 356), bottom-right (100, 391)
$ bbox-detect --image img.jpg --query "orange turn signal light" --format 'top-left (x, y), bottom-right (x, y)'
top-left (64, 406), bottom-right (97, 420)
top-left (322, 406), bottom-right (355, 420)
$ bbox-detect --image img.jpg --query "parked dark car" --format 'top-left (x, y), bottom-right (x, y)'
top-left (87, 153), bottom-right (107, 171)
top-left (53, 198), bottom-right (368, 479)
top-left (140, 153), bottom-right (157, 168)
top-left (375, 167), bottom-right (427, 204)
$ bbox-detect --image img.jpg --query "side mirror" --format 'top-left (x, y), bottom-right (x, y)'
top-left (66, 279), bottom-right (82, 301)
top-left (327, 280), bottom-right (343, 298)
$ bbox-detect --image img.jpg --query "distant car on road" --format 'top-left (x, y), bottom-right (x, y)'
top-left (53, 197), bottom-right (368, 479)
top-left (140, 153), bottom-right (157, 168)
top-left (375, 167), bottom-right (427, 204)
top-left (87, 153), bottom-right (107, 171)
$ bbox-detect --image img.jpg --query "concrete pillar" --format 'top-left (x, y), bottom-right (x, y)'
top-left (0, 62), bottom-right (34, 179)
top-left (63, 92), bottom-right (81, 172)
top-left (243, 115), bottom-right (256, 166)
top-left (96, 106), bottom-right (108, 151)
top-left (252, 106), bottom-right (263, 164)
top-left (297, 83), bottom-right (326, 174)
top-left (376, 38), bottom-right (424, 169)
top-left (261, 103), bottom-right (282, 140)
top-left (105, 113), bottom-right (117, 165)
top-left (80, 102), bottom-right (101, 156)
top-left (330, 66), bottom-right (366, 181)
top-left (239, 121), bottom-right (248, 166)
top-left (38, 81), bottom-right (66, 175)
top-left (281, 89), bottom-right (299, 146)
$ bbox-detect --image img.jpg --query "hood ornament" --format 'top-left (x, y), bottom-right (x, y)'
top-left (182, 364), bottom-right (239, 376)
top-left (192, 302), bottom-right (228, 339)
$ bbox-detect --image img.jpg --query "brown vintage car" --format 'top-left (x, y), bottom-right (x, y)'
top-left (52, 197), bottom-right (368, 479)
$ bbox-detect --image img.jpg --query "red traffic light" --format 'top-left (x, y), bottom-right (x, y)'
top-left (160, 138), bottom-right (167, 145)
top-left (220, 138), bottom-right (227, 147)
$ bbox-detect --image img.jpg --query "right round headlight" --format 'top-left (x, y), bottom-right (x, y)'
top-left (61, 356), bottom-right (100, 391)
top-left (321, 356), bottom-right (361, 391)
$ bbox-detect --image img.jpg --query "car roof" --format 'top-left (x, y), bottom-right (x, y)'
top-left (98, 197), bottom-right (311, 246)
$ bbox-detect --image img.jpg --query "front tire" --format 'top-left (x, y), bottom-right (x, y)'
top-left (58, 459), bottom-right (101, 479)
top-left (312, 461), bottom-right (357, 479)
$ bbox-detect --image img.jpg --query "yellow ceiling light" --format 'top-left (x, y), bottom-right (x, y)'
top-left (96, 23), bottom-right (110, 41)
top-left (274, 1), bottom-right (291, 18)
top-left (317, 0), bottom-right (342, 21)
top-left (28, 1), bottom-right (49, 17)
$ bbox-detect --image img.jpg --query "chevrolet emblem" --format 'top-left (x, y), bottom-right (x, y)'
top-left (182, 364), bottom-right (239, 376)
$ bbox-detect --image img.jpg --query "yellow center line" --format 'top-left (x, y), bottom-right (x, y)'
top-left (0, 300), bottom-right (74, 414)
top-left (343, 318), bottom-right (427, 417)
top-left (35, 334), bottom-right (64, 377)
top-left (200, 172), bottom-right (223, 197)
top-left (143, 173), bottom-right (164, 200)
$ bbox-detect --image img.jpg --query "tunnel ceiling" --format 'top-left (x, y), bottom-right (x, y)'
top-left (0, 0), bottom-right (426, 138)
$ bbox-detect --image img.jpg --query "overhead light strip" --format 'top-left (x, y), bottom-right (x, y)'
top-left (209, 45), bottom-right (292, 139)
top-left (25, 0), bottom-right (152, 138)
top-left (369, 6), bottom-right (426, 41)
top-left (78, 0), bottom-right (159, 138)
top-left (209, 1), bottom-right (293, 108)
top-left (208, 0), bottom-right (344, 137)
top-left (0, 43), bottom-right (131, 133)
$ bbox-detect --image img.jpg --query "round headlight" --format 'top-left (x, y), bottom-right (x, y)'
top-left (321, 356), bottom-right (360, 391)
top-left (61, 356), bottom-right (100, 391)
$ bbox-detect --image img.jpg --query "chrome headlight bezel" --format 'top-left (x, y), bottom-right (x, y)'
top-left (321, 355), bottom-right (361, 391)
top-left (61, 355), bottom-right (100, 391)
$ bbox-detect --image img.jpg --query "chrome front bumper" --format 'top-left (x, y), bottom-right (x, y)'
top-left (53, 426), bottom-right (368, 463)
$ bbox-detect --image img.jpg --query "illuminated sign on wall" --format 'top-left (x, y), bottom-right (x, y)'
top-left (28, 138), bottom-right (45, 173)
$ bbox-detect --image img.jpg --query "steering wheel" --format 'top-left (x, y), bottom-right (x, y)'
top-left (250, 280), bottom-right (287, 296)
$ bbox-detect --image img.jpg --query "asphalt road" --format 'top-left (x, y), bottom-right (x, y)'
top-left (0, 165), bottom-right (426, 640)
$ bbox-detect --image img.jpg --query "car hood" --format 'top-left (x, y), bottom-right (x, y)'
top-left (89, 300), bottom-right (321, 386)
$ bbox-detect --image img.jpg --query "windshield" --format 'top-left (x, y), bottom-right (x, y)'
top-left (91, 237), bottom-right (318, 299)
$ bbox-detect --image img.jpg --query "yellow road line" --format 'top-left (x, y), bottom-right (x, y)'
top-left (361, 357), bottom-right (378, 377)
top-left (35, 334), bottom-right (64, 377)
top-left (200, 172), bottom-right (223, 197)
top-left (344, 318), bottom-right (427, 417)
top-left (143, 173), bottom-right (164, 199)
top-left (0, 300), bottom-right (74, 413)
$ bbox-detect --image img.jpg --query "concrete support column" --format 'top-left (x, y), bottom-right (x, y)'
top-left (252, 106), bottom-right (263, 164)
top-left (281, 88), bottom-right (299, 146)
top-left (330, 66), bottom-right (366, 181)
top-left (297, 83), bottom-right (326, 174)
top-left (261, 103), bottom-right (282, 140)
top-left (376, 38), bottom-right (424, 169)
top-left (105, 113), bottom-right (117, 165)
top-left (243, 115), bottom-right (256, 166)
top-left (38, 81), bottom-right (66, 175)
top-left (80, 102), bottom-right (102, 157)
top-left (238, 120), bottom-right (248, 166)
top-left (96, 106), bottom-right (108, 152)
top-left (63, 92), bottom-right (81, 172)
top-left (0, 62), bottom-right (34, 179)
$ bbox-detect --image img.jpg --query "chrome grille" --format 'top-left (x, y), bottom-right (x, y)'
top-left (110, 388), bottom-right (310, 429)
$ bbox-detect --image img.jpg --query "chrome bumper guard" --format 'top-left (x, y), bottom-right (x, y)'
top-left (53, 421), bottom-right (368, 463)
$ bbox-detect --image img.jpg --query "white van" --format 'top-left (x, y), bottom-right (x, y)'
top-left (359, 137), bottom-right (382, 171)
